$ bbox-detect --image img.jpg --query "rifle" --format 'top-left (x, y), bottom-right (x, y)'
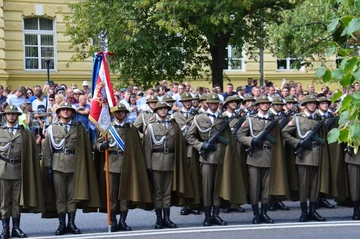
top-left (231, 107), bottom-right (253, 136)
top-left (245, 117), bottom-right (279, 157)
top-left (294, 118), bottom-right (326, 156)
top-left (199, 118), bottom-right (230, 159)
top-left (279, 105), bottom-right (299, 128)
top-left (325, 116), bottom-right (338, 129)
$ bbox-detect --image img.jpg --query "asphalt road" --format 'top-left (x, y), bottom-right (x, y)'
top-left (17, 200), bottom-right (360, 238)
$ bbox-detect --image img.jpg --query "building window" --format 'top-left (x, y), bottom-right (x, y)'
top-left (23, 18), bottom-right (55, 70)
top-left (224, 45), bottom-right (245, 70)
top-left (276, 57), bottom-right (298, 71)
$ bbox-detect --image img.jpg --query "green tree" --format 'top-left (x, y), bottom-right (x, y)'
top-left (66, 0), bottom-right (298, 88)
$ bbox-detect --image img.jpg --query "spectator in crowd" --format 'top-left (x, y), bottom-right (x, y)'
top-left (52, 94), bottom-right (64, 123)
top-left (26, 88), bottom-right (34, 102)
top-left (3, 88), bottom-right (10, 97)
top-left (120, 90), bottom-right (131, 109)
top-left (289, 86), bottom-right (296, 97)
top-left (268, 86), bottom-right (276, 97)
top-left (173, 83), bottom-right (185, 110)
top-left (303, 90), bottom-right (310, 96)
top-left (251, 86), bottom-right (260, 99)
top-left (56, 86), bottom-right (66, 97)
top-left (281, 87), bottom-right (289, 98)
top-left (82, 81), bottom-right (91, 95)
top-left (0, 85), bottom-right (7, 108)
top-left (222, 83), bottom-right (237, 100)
top-left (253, 79), bottom-right (259, 87)
top-left (28, 85), bottom-right (41, 103)
top-left (157, 86), bottom-right (167, 101)
top-left (127, 93), bottom-right (138, 123)
top-left (354, 82), bottom-right (360, 92)
top-left (168, 82), bottom-right (178, 97)
top-left (6, 86), bottom-right (26, 110)
top-left (73, 89), bottom-right (82, 103)
top-left (259, 86), bottom-right (266, 96)
top-left (74, 95), bottom-right (91, 132)
top-left (137, 88), bottom-right (154, 111)
top-left (65, 88), bottom-right (77, 104)
top-left (213, 84), bottom-right (222, 94)
top-left (32, 89), bottom-right (51, 128)
top-left (19, 103), bottom-right (31, 129)
top-left (71, 83), bottom-right (78, 90)
top-left (184, 81), bottom-right (191, 92)
top-left (245, 78), bottom-right (253, 93)
top-left (295, 82), bottom-right (303, 95)
top-left (307, 84), bottom-right (315, 94)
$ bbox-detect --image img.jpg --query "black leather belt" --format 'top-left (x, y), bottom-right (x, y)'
top-left (0, 155), bottom-right (20, 164)
top-left (153, 148), bottom-right (174, 154)
top-left (53, 149), bottom-right (75, 155)
top-left (109, 150), bottom-right (124, 156)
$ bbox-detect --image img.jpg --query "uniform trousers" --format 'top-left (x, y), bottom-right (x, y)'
top-left (201, 163), bottom-right (221, 207)
top-left (53, 171), bottom-right (76, 214)
top-left (153, 171), bottom-right (173, 209)
top-left (297, 165), bottom-right (319, 202)
top-left (0, 179), bottom-right (21, 218)
top-left (109, 172), bottom-right (128, 211)
top-left (248, 165), bottom-right (270, 205)
top-left (347, 163), bottom-right (360, 201)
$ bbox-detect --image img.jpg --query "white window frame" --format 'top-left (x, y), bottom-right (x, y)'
top-left (224, 45), bottom-right (245, 72)
top-left (23, 17), bottom-right (56, 71)
top-left (276, 57), bottom-right (304, 71)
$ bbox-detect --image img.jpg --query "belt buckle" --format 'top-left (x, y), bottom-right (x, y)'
top-left (117, 150), bottom-right (123, 156)
top-left (64, 148), bottom-right (70, 155)
top-left (163, 148), bottom-right (169, 154)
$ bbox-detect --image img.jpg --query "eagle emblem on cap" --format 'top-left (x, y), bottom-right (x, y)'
top-left (212, 95), bottom-right (216, 99)
top-left (10, 106), bottom-right (15, 110)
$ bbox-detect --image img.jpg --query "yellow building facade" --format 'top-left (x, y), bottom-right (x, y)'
top-left (0, 0), bottom-right (331, 92)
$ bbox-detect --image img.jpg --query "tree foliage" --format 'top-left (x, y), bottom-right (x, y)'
top-left (65, 0), bottom-right (298, 88)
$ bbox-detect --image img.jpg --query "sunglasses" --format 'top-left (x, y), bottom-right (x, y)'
top-left (49, 99), bottom-right (54, 101)
top-left (27, 92), bottom-right (33, 94)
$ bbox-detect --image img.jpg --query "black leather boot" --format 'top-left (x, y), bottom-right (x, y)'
top-left (118, 211), bottom-right (132, 231)
top-left (318, 198), bottom-right (335, 209)
top-left (55, 214), bottom-right (66, 236)
top-left (110, 211), bottom-right (117, 232)
top-left (163, 208), bottom-right (177, 228)
top-left (252, 205), bottom-right (261, 224)
top-left (0, 218), bottom-right (10, 239)
top-left (180, 206), bottom-right (190, 215)
top-left (154, 209), bottom-right (163, 229)
top-left (67, 212), bottom-right (81, 234)
top-left (277, 201), bottom-right (290, 211)
top-left (211, 206), bottom-right (227, 226)
top-left (223, 207), bottom-right (232, 213)
top-left (11, 217), bottom-right (27, 238)
top-left (352, 201), bottom-right (360, 220)
top-left (309, 202), bottom-right (326, 221)
top-left (192, 209), bottom-right (200, 215)
top-left (203, 206), bottom-right (212, 226)
top-left (299, 202), bottom-right (309, 222)
top-left (268, 196), bottom-right (277, 211)
top-left (260, 204), bottom-right (274, 223)
top-left (235, 205), bottom-right (245, 213)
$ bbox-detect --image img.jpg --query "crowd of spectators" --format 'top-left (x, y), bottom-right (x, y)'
top-left (0, 77), bottom-right (354, 142)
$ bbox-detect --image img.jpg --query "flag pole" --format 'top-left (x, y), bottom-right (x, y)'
top-left (97, 29), bottom-right (111, 233)
top-left (104, 133), bottom-right (111, 232)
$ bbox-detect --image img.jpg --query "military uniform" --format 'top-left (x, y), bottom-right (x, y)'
top-left (282, 95), bottom-right (327, 222)
top-left (172, 93), bottom-right (199, 215)
top-left (186, 93), bottom-right (229, 227)
top-left (95, 104), bottom-right (131, 232)
top-left (134, 96), bottom-right (158, 133)
top-left (144, 101), bottom-right (178, 229)
top-left (345, 151), bottom-right (360, 220)
top-left (43, 102), bottom-right (90, 235)
top-left (237, 96), bottom-right (277, 224)
top-left (0, 105), bottom-right (30, 238)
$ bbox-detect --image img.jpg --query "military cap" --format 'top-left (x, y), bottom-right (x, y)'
top-left (1, 105), bottom-right (21, 115)
top-left (193, 93), bottom-right (200, 100)
top-left (205, 93), bottom-right (221, 104)
top-left (242, 95), bottom-right (255, 105)
top-left (179, 92), bottom-right (193, 102)
top-left (300, 94), bottom-right (318, 106)
top-left (254, 95), bottom-right (271, 106)
top-left (153, 101), bottom-right (171, 112)
top-left (56, 102), bottom-right (76, 114)
top-left (317, 96), bottom-right (331, 103)
top-left (224, 94), bottom-right (242, 105)
top-left (146, 95), bottom-right (159, 103)
top-left (163, 94), bottom-right (175, 103)
top-left (199, 93), bottom-right (209, 102)
top-left (271, 96), bottom-right (285, 105)
top-left (285, 96), bottom-right (298, 103)
top-left (111, 103), bottom-right (129, 113)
